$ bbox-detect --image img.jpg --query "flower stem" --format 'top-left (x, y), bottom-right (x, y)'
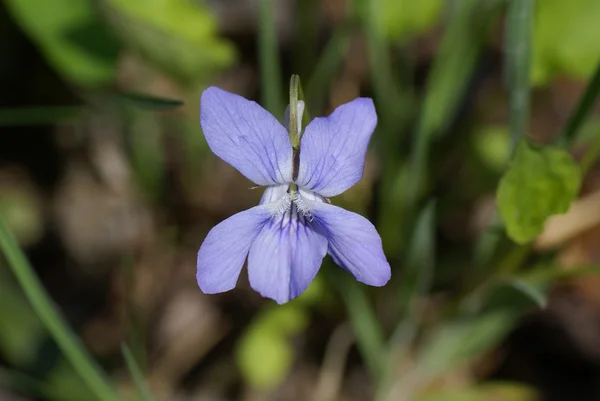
top-left (290, 74), bottom-right (301, 180)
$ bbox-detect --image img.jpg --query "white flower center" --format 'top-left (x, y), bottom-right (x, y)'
top-left (261, 184), bottom-right (325, 222)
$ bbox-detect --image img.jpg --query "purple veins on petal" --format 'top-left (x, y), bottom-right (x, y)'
top-left (296, 98), bottom-right (377, 197)
top-left (309, 201), bottom-right (391, 287)
top-left (197, 205), bottom-right (272, 294)
top-left (247, 203), bottom-right (328, 304)
top-left (200, 87), bottom-right (293, 186)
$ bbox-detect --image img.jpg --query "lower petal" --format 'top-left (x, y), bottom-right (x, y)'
top-left (311, 203), bottom-right (390, 286)
top-left (247, 212), bottom-right (328, 304)
top-left (197, 206), bottom-right (272, 294)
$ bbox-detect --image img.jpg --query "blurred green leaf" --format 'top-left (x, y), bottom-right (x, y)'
top-left (328, 266), bottom-right (387, 383)
top-left (380, 0), bottom-right (442, 40)
top-left (305, 24), bottom-right (352, 114)
top-left (404, 0), bottom-right (503, 215)
top-left (473, 126), bottom-right (511, 172)
top-left (391, 200), bottom-right (436, 345)
top-left (258, 0), bottom-right (284, 117)
top-left (416, 311), bottom-right (514, 379)
top-left (560, 63), bottom-right (600, 144)
top-left (100, 0), bottom-right (235, 83)
top-left (418, 0), bottom-right (503, 140)
top-left (497, 140), bottom-right (581, 244)
top-left (118, 92), bottom-right (184, 110)
top-left (121, 344), bottom-right (156, 401)
top-left (126, 110), bottom-right (165, 200)
top-left (237, 305), bottom-right (308, 389)
top-left (505, 0), bottom-right (533, 152)
top-left (3, 0), bottom-right (119, 85)
top-left (0, 218), bottom-right (121, 401)
top-left (503, 278), bottom-right (547, 308)
top-left (415, 382), bottom-right (537, 401)
top-left (0, 107), bottom-right (82, 126)
top-left (532, 0), bottom-right (600, 85)
top-left (0, 271), bottom-right (45, 366)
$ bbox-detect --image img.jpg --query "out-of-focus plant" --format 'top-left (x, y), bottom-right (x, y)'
top-left (532, 0), bottom-right (600, 85)
top-left (99, 0), bottom-right (235, 85)
top-left (3, 0), bottom-right (119, 86)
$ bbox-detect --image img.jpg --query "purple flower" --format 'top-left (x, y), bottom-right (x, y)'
top-left (197, 87), bottom-right (391, 304)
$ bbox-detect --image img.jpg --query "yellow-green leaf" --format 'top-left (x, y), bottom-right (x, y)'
top-left (236, 305), bottom-right (308, 389)
top-left (381, 0), bottom-right (443, 40)
top-left (532, 0), bottom-right (600, 85)
top-left (100, 0), bottom-right (235, 83)
top-left (497, 140), bottom-right (581, 244)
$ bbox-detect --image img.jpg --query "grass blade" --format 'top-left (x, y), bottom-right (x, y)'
top-left (560, 63), bottom-right (600, 144)
top-left (258, 0), bottom-right (284, 117)
top-left (326, 265), bottom-right (386, 383)
top-left (121, 343), bottom-right (156, 401)
top-left (505, 0), bottom-right (534, 152)
top-left (404, 0), bottom-right (504, 217)
top-left (0, 218), bottom-right (121, 401)
top-left (305, 24), bottom-right (352, 114)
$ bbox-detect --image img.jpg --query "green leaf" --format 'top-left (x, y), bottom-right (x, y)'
top-left (118, 92), bottom-right (184, 110)
top-left (121, 344), bottom-right (156, 401)
top-left (0, 218), bottom-right (121, 401)
top-left (503, 278), bottom-right (547, 308)
top-left (505, 0), bottom-right (533, 152)
top-left (532, 0), bottom-right (600, 85)
top-left (4, 0), bottom-right (119, 86)
top-left (258, 0), bottom-right (284, 117)
top-left (100, 0), bottom-right (235, 83)
top-left (416, 311), bottom-right (515, 379)
top-left (497, 140), bottom-right (581, 244)
top-left (380, 0), bottom-right (442, 40)
top-left (236, 305), bottom-right (308, 390)
top-left (473, 126), bottom-right (511, 172)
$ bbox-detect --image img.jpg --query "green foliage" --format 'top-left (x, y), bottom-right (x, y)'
top-left (236, 304), bottom-right (308, 389)
top-left (473, 126), bottom-right (511, 172)
top-left (505, 0), bottom-right (533, 151)
top-left (3, 0), bottom-right (119, 85)
top-left (416, 311), bottom-right (515, 378)
top-left (122, 344), bottom-right (156, 401)
top-left (497, 140), bottom-right (581, 244)
top-left (100, 0), bottom-right (235, 84)
top-left (532, 0), bottom-right (600, 85)
top-left (380, 0), bottom-right (442, 40)
top-left (415, 382), bottom-right (537, 401)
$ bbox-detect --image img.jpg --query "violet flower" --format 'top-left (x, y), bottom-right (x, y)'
top-left (197, 85), bottom-right (391, 304)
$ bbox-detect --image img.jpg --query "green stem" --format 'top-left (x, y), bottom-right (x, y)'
top-left (0, 218), bottom-right (121, 401)
top-left (506, 0), bottom-right (533, 154)
top-left (560, 63), bottom-right (600, 145)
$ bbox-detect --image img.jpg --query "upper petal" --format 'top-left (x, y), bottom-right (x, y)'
top-left (200, 87), bottom-right (293, 185)
top-left (310, 202), bottom-right (390, 286)
top-left (296, 98), bottom-right (377, 197)
top-left (197, 205), bottom-right (273, 294)
top-left (247, 211), bottom-right (328, 304)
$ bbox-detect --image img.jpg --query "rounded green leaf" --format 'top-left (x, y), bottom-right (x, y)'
top-left (236, 305), bottom-right (308, 389)
top-left (497, 140), bottom-right (581, 244)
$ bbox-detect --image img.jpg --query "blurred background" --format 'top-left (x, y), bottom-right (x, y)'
top-left (1, 0), bottom-right (600, 400)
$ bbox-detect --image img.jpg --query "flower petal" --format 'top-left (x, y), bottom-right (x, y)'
top-left (311, 202), bottom-right (390, 286)
top-left (247, 212), bottom-right (328, 304)
top-left (296, 98), bottom-right (377, 197)
top-left (197, 205), bottom-right (272, 294)
top-left (200, 87), bottom-right (293, 185)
